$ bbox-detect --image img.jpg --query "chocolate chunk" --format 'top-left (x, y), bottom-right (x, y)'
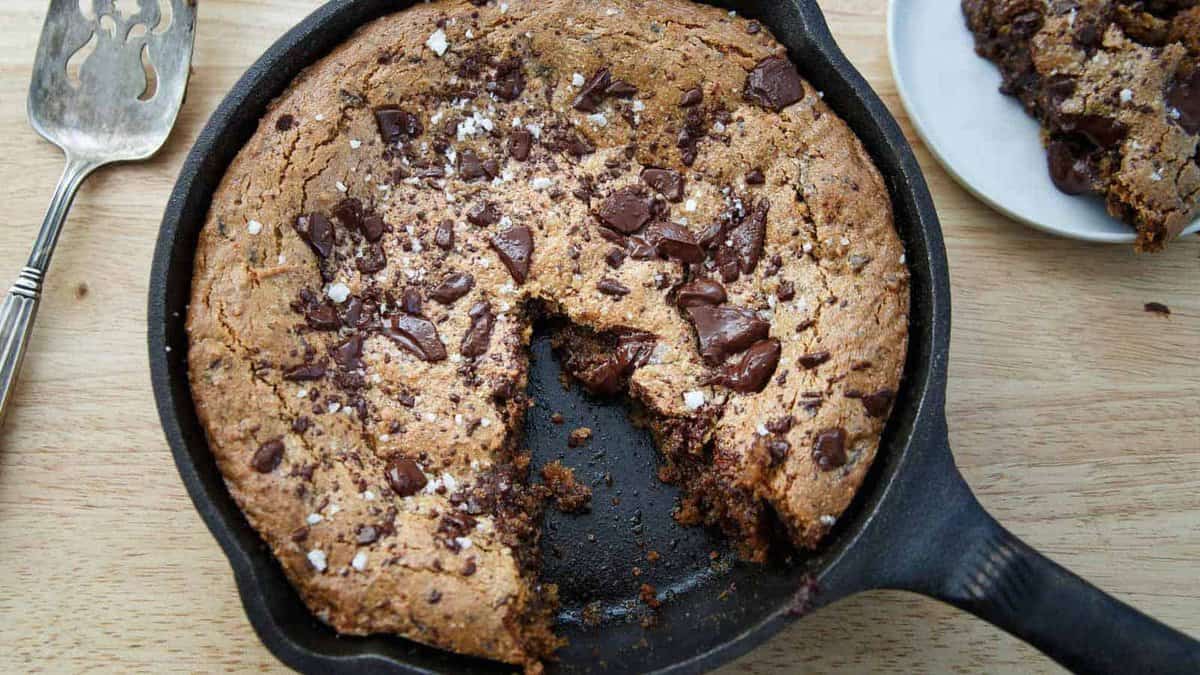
top-left (644, 221), bottom-right (704, 263)
top-left (1041, 74), bottom-right (1077, 113)
top-left (766, 415), bottom-right (794, 433)
top-left (860, 388), bottom-right (895, 418)
top-left (283, 364), bottom-right (326, 381)
top-left (573, 68), bottom-right (612, 112)
top-left (744, 56), bottom-right (805, 112)
top-left (360, 214), bottom-right (385, 243)
top-left (676, 278), bottom-right (727, 307)
top-left (305, 303), bottom-right (340, 330)
top-left (606, 79), bottom-right (638, 97)
top-left (332, 334), bottom-right (363, 370)
top-left (467, 201), bottom-right (501, 226)
top-left (491, 57), bottom-right (526, 101)
top-left (1166, 69), bottom-right (1200, 135)
top-left (777, 280), bottom-right (795, 301)
top-left (597, 278), bottom-right (631, 296)
top-left (355, 525), bottom-right (379, 545)
top-left (604, 247), bottom-right (626, 268)
top-left (745, 168), bottom-right (765, 185)
top-left (509, 128), bottom-right (533, 161)
top-left (374, 106), bottom-right (423, 142)
top-left (293, 214), bottom-right (336, 259)
top-left (640, 167), bottom-right (685, 202)
top-left (598, 187), bottom-right (652, 234)
top-left (679, 87), bottom-right (703, 107)
top-left (332, 197), bottom-right (363, 230)
top-left (428, 589), bottom-right (442, 604)
top-left (250, 438), bottom-right (284, 473)
top-left (461, 558), bottom-right (477, 576)
top-left (626, 234), bottom-right (658, 260)
top-left (767, 439), bottom-right (790, 465)
top-left (275, 114), bottom-right (295, 131)
top-left (461, 301), bottom-right (494, 357)
top-left (685, 305), bottom-right (770, 365)
top-left (812, 428), bottom-right (847, 471)
top-left (710, 339), bottom-right (780, 393)
top-left (458, 150), bottom-right (487, 181)
top-left (401, 287), bottom-right (423, 316)
top-left (1144, 301), bottom-right (1171, 316)
top-left (1060, 114), bottom-right (1128, 149)
top-left (797, 351), bottom-right (830, 369)
top-left (728, 199), bottom-right (768, 275)
top-left (1047, 139), bottom-right (1095, 195)
top-left (556, 129), bottom-right (595, 157)
top-left (384, 315), bottom-right (447, 361)
top-left (435, 220), bottom-right (454, 250)
top-left (575, 333), bottom-right (654, 395)
top-left (429, 273), bottom-right (474, 304)
top-left (490, 226), bottom-right (534, 284)
top-left (385, 458), bottom-right (427, 497)
top-left (356, 243), bottom-right (387, 274)
top-left (341, 297), bottom-right (364, 328)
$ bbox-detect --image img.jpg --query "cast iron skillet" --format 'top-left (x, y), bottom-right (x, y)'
top-left (147, 1), bottom-right (1200, 672)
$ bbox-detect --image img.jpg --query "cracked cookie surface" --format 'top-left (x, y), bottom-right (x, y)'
top-left (963, 0), bottom-right (1200, 250)
top-left (187, 0), bottom-right (908, 669)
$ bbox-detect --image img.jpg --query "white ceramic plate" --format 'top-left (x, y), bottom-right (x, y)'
top-left (887, 0), bottom-right (1200, 243)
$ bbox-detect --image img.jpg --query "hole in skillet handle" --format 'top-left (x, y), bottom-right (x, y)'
top-left (148, 0), bottom-right (950, 674)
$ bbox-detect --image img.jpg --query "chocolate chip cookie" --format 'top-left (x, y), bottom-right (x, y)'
top-left (187, 0), bottom-right (908, 669)
top-left (964, 0), bottom-right (1200, 250)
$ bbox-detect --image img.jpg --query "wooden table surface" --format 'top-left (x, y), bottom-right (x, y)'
top-left (0, 1), bottom-right (1196, 672)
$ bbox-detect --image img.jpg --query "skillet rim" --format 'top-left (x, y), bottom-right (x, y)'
top-left (146, 0), bottom-right (951, 672)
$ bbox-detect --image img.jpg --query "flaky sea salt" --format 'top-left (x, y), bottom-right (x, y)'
top-left (531, 177), bottom-right (555, 190)
top-left (351, 551), bottom-right (368, 571)
top-left (307, 550), bottom-right (327, 572)
top-left (683, 391), bottom-right (706, 410)
top-left (246, 220), bottom-right (263, 235)
top-left (306, 513), bottom-right (323, 525)
top-left (572, 72), bottom-right (585, 87)
top-left (327, 282), bottom-right (351, 303)
top-left (426, 29), bottom-right (448, 56)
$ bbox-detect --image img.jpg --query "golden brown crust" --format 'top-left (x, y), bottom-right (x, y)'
top-left (187, 0), bottom-right (908, 667)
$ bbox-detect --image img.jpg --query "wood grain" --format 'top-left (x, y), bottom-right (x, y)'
top-left (0, 1), bottom-right (1195, 672)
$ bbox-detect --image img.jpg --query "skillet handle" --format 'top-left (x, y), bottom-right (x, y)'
top-left (845, 423), bottom-right (1200, 674)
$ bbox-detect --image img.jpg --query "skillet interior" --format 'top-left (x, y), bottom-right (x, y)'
top-left (147, 1), bottom-right (949, 672)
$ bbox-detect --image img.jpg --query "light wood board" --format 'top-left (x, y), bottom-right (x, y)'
top-left (0, 1), bottom-right (1195, 672)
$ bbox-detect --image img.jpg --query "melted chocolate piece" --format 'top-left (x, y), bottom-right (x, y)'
top-left (575, 333), bottom-right (655, 395)
top-left (767, 439), bottom-right (790, 465)
top-left (1166, 68), bottom-right (1200, 135)
top-left (728, 199), bottom-right (768, 275)
top-left (467, 201), bottom-right (501, 227)
top-left (1047, 139), bottom-right (1095, 195)
top-left (710, 338), bottom-right (780, 393)
top-left (305, 302), bottom-right (340, 330)
top-left (597, 278), bottom-right (631, 296)
top-left (360, 213), bottom-right (385, 243)
top-left (509, 128), bottom-right (533, 161)
top-left (283, 364), bottom-right (326, 381)
top-left (461, 301), bottom-right (495, 358)
top-left (675, 278), bottom-right (727, 308)
top-left (745, 168), bottom-right (765, 185)
top-left (679, 87), bottom-right (703, 107)
top-left (685, 305), bottom-right (770, 365)
top-left (744, 56), bottom-right (805, 112)
top-left (573, 68), bottom-right (612, 112)
top-left (626, 235), bottom-right (658, 259)
top-left (250, 438), bottom-right (284, 473)
top-left (491, 226), bottom-right (534, 284)
top-left (797, 351), bottom-right (831, 369)
top-left (644, 221), bottom-right (704, 263)
top-left (1060, 114), bottom-right (1128, 148)
top-left (429, 273), bottom-right (474, 305)
top-left (435, 220), bottom-right (454, 250)
top-left (401, 287), bottom-right (423, 316)
top-left (385, 458), bottom-right (427, 497)
top-left (332, 198), bottom-right (363, 230)
top-left (331, 334), bottom-right (363, 370)
top-left (374, 106), bottom-right (423, 142)
top-left (293, 214), bottom-right (335, 259)
top-left (812, 428), bottom-right (847, 471)
top-left (356, 243), bottom-right (387, 274)
top-left (458, 150), bottom-right (487, 181)
top-left (385, 315), bottom-right (447, 361)
top-left (598, 187), bottom-right (653, 234)
top-left (640, 167), bottom-right (685, 202)
top-left (491, 57), bottom-right (525, 101)
top-left (606, 79), bottom-right (638, 97)
top-left (860, 388), bottom-right (895, 418)
top-left (275, 114), bottom-right (295, 131)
